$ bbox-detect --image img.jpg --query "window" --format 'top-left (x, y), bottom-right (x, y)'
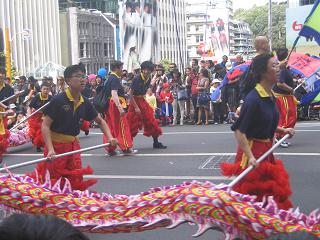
top-left (86, 43), bottom-right (89, 57)
top-left (300, 0), bottom-right (315, 5)
top-left (195, 35), bottom-right (203, 43)
top-left (79, 42), bottom-right (84, 58)
top-left (104, 43), bottom-right (108, 56)
top-left (92, 43), bottom-right (96, 57)
top-left (109, 42), bottom-right (113, 57)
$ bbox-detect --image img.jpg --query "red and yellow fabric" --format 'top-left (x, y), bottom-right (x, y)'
top-left (103, 97), bottom-right (133, 153)
top-left (274, 93), bottom-right (298, 138)
top-left (31, 131), bottom-right (96, 191)
top-left (28, 112), bottom-right (44, 148)
top-left (80, 120), bottom-right (90, 132)
top-left (221, 139), bottom-right (293, 210)
top-left (126, 96), bottom-right (162, 138)
top-left (0, 107), bottom-right (9, 158)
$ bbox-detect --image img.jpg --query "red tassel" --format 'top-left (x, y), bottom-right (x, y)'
top-left (221, 141), bottom-right (293, 210)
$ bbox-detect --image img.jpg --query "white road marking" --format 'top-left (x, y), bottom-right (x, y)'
top-left (0, 173), bottom-right (234, 181)
top-left (198, 155), bottom-right (215, 169)
top-left (88, 129), bottom-right (320, 135)
top-left (4, 152), bottom-right (320, 157)
top-left (84, 175), bottom-right (235, 180)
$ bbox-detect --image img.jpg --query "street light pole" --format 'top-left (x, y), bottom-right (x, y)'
top-left (268, 0), bottom-right (272, 51)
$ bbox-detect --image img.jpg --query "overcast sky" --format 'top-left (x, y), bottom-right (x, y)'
top-left (233, 0), bottom-right (287, 10)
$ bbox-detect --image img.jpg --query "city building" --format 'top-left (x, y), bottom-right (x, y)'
top-left (186, 0), bottom-right (234, 63)
top-left (59, 0), bottom-right (118, 14)
top-left (231, 20), bottom-right (254, 58)
top-left (158, 0), bottom-right (187, 70)
top-left (0, 0), bottom-right (62, 76)
top-left (60, 7), bottom-right (117, 74)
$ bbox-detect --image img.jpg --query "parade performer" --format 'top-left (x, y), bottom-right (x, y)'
top-left (28, 83), bottom-right (52, 152)
top-left (273, 48), bottom-right (298, 148)
top-left (0, 67), bottom-right (14, 162)
top-left (102, 61), bottom-right (136, 156)
top-left (221, 54), bottom-right (295, 210)
top-left (126, 61), bottom-right (167, 149)
top-left (32, 63), bottom-right (117, 190)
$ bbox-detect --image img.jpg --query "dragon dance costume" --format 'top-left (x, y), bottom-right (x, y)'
top-left (30, 89), bottom-right (98, 190)
top-left (28, 93), bottom-right (51, 150)
top-left (221, 83), bottom-right (293, 210)
top-left (126, 73), bottom-right (162, 139)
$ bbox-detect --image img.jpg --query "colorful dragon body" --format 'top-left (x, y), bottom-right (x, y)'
top-left (0, 172), bottom-right (319, 240)
top-left (8, 127), bottom-right (31, 147)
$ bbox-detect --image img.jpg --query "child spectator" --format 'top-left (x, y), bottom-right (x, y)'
top-left (159, 83), bottom-right (173, 126)
top-left (210, 79), bottom-right (224, 124)
top-left (146, 88), bottom-right (157, 111)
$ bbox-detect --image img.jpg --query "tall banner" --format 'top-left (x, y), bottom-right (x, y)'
top-left (5, 28), bottom-right (11, 83)
top-left (286, 5), bottom-right (318, 55)
top-left (119, 0), bottom-right (159, 72)
top-left (203, 9), bottom-right (230, 61)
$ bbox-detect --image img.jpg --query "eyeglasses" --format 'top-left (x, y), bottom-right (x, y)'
top-left (71, 74), bottom-right (86, 79)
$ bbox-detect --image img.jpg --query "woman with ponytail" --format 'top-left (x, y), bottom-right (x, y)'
top-left (221, 53), bottom-right (295, 210)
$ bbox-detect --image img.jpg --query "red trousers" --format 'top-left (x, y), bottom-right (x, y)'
top-left (28, 112), bottom-right (44, 148)
top-left (276, 95), bottom-right (297, 138)
top-left (126, 96), bottom-right (162, 138)
top-left (0, 116), bottom-right (9, 158)
top-left (33, 140), bottom-right (97, 191)
top-left (221, 139), bottom-right (293, 210)
top-left (103, 100), bottom-right (133, 153)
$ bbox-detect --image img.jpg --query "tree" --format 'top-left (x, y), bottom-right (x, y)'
top-left (234, 3), bottom-right (286, 50)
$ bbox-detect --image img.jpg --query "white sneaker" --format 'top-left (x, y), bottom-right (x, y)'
top-left (280, 142), bottom-right (289, 148)
top-left (180, 122), bottom-right (183, 126)
top-left (122, 148), bottom-right (138, 155)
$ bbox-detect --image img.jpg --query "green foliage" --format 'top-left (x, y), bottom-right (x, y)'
top-left (234, 3), bottom-right (286, 50)
top-left (160, 59), bottom-right (171, 73)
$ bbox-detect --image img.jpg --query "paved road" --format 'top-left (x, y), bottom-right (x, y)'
top-left (3, 121), bottom-right (320, 240)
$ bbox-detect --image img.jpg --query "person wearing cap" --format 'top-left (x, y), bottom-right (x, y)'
top-left (30, 63), bottom-right (117, 190)
top-left (126, 61), bottom-right (167, 149)
top-left (27, 83), bottom-right (52, 152)
top-left (102, 61), bottom-right (136, 156)
top-left (159, 82), bottom-right (174, 126)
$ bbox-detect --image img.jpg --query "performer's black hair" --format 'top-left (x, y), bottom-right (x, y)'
top-left (140, 61), bottom-right (154, 71)
top-left (0, 213), bottom-right (89, 240)
top-left (276, 48), bottom-right (288, 61)
top-left (110, 61), bottom-right (124, 71)
top-left (242, 53), bottom-right (274, 97)
top-left (64, 63), bottom-right (86, 79)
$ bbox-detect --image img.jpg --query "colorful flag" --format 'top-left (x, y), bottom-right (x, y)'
top-left (299, 0), bottom-right (320, 45)
top-left (288, 52), bottom-right (320, 78)
top-left (220, 61), bottom-right (252, 89)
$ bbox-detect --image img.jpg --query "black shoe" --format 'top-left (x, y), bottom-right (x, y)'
top-left (36, 147), bottom-right (42, 152)
top-left (85, 130), bottom-right (89, 136)
top-left (153, 142), bottom-right (167, 149)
